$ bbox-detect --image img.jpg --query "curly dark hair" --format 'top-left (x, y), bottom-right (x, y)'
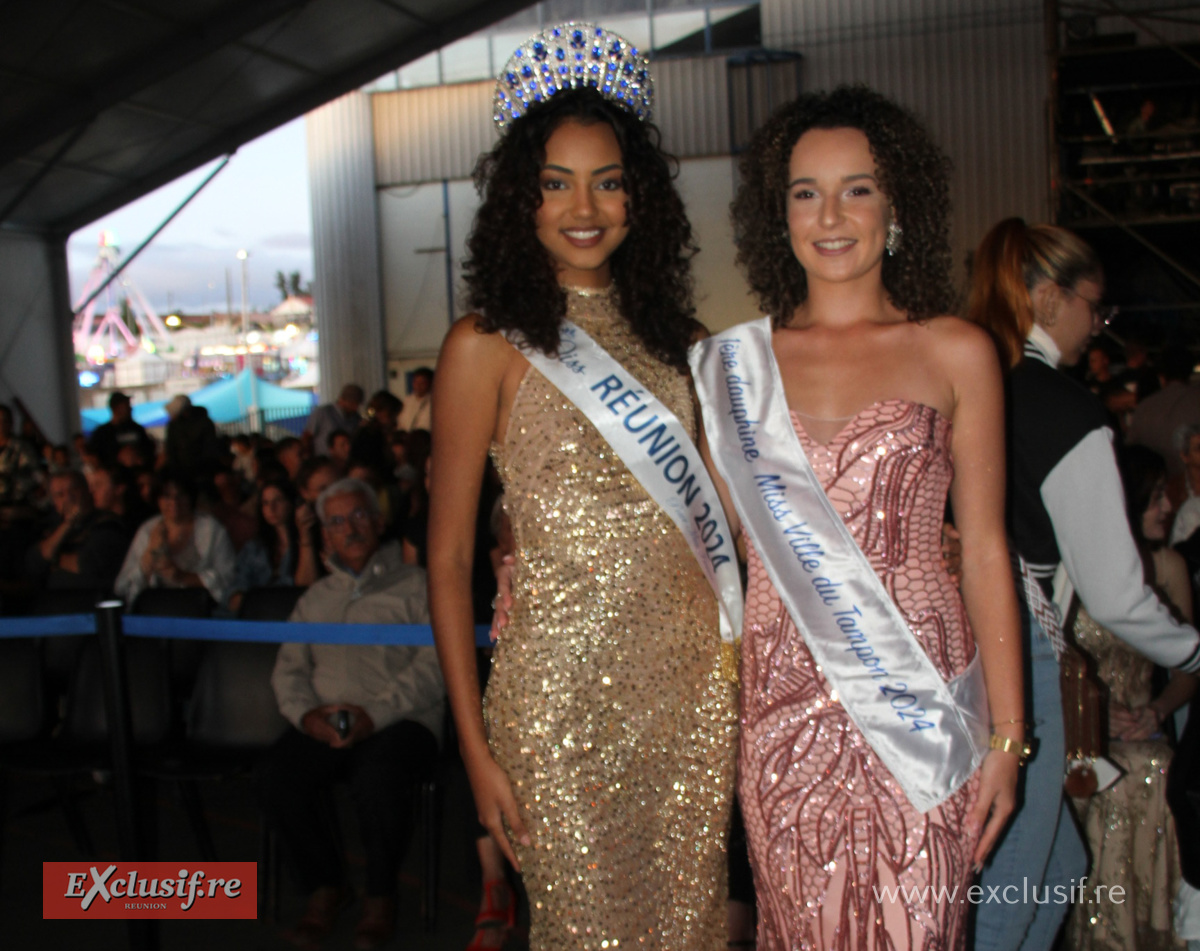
top-left (462, 88), bottom-right (700, 371)
top-left (731, 85), bottom-right (955, 326)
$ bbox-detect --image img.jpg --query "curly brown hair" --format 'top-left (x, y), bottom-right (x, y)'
top-left (731, 85), bottom-right (955, 326)
top-left (462, 88), bottom-right (700, 371)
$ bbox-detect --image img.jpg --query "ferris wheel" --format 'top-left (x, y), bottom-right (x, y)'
top-left (73, 230), bottom-right (171, 364)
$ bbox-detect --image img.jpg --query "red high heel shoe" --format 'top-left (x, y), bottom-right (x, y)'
top-left (466, 878), bottom-right (515, 951)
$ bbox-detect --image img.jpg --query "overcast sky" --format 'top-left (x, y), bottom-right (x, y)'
top-left (66, 117), bottom-right (313, 316)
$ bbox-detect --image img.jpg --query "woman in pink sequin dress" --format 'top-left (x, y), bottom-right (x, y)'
top-left (722, 87), bottom-right (1026, 950)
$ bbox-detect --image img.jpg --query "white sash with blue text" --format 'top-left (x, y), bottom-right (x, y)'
top-left (689, 317), bottom-right (988, 811)
top-left (511, 322), bottom-right (743, 671)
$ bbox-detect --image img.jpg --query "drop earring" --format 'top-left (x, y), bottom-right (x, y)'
top-left (886, 221), bottom-right (903, 256)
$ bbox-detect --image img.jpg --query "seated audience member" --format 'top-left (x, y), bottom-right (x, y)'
top-left (208, 466), bottom-right (256, 551)
top-left (114, 468), bottom-right (235, 609)
top-left (227, 478), bottom-right (317, 613)
top-left (255, 478), bottom-right (443, 950)
top-left (26, 469), bottom-right (129, 591)
top-left (46, 444), bottom-right (71, 473)
top-left (328, 430), bottom-right (353, 474)
top-left (351, 391), bottom-right (401, 484)
top-left (296, 456), bottom-right (339, 568)
top-left (87, 391), bottom-right (154, 468)
top-left (305, 383), bottom-right (364, 456)
top-left (276, 436), bottom-right (304, 481)
top-left (88, 464), bottom-right (154, 536)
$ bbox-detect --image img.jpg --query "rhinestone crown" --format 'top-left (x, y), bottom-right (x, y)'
top-left (493, 22), bottom-right (654, 131)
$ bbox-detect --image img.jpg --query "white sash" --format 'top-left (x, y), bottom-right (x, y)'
top-left (510, 322), bottom-right (743, 677)
top-left (689, 318), bottom-right (989, 812)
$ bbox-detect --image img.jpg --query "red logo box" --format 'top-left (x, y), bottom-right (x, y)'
top-left (44, 862), bottom-right (257, 919)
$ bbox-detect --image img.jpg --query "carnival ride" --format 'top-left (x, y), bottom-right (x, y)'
top-left (72, 231), bottom-right (172, 364)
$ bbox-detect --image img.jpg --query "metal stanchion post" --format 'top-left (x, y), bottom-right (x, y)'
top-left (94, 599), bottom-right (159, 951)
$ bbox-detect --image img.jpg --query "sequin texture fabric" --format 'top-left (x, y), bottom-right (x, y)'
top-left (1065, 604), bottom-right (1185, 951)
top-left (488, 287), bottom-right (737, 949)
top-left (740, 400), bottom-right (981, 951)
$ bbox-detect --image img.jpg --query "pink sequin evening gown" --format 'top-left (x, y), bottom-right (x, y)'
top-left (739, 399), bottom-right (982, 951)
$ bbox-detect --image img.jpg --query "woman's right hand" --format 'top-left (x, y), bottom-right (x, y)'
top-left (464, 748), bottom-right (531, 872)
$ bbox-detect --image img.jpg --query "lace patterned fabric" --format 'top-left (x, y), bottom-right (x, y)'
top-left (487, 287), bottom-right (738, 950)
top-left (740, 399), bottom-right (981, 951)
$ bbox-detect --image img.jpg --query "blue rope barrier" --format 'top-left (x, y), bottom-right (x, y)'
top-left (0, 612), bottom-right (493, 647)
top-left (0, 613), bottom-right (96, 637)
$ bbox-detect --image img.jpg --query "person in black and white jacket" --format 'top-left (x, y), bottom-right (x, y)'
top-left (967, 218), bottom-right (1200, 951)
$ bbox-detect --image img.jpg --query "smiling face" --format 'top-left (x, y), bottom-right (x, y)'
top-left (534, 119), bottom-right (630, 289)
top-left (786, 127), bottom-right (892, 289)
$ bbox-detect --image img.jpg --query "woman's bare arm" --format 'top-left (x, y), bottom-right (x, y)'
top-left (428, 315), bottom-right (530, 870)
top-left (940, 318), bottom-right (1024, 867)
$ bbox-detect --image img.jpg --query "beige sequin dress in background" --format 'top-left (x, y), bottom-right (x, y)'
top-left (1066, 601), bottom-right (1186, 951)
top-left (486, 286), bottom-right (738, 950)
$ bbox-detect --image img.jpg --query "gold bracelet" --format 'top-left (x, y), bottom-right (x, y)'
top-left (989, 733), bottom-right (1033, 765)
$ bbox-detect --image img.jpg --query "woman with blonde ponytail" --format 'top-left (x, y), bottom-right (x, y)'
top-left (967, 218), bottom-right (1200, 951)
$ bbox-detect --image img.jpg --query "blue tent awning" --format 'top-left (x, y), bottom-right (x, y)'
top-left (81, 369), bottom-right (315, 434)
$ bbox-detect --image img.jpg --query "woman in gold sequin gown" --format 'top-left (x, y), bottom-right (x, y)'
top-left (721, 87), bottom-right (1025, 950)
top-left (428, 82), bottom-right (737, 950)
top-left (1066, 446), bottom-right (1197, 951)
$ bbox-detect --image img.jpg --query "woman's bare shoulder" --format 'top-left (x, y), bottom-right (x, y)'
top-left (440, 313), bottom-right (517, 371)
top-left (923, 315), bottom-right (1001, 372)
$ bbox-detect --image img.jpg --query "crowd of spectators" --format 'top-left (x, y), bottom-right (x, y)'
top-left (0, 371), bottom-right (508, 948)
top-left (0, 379), bottom-right (442, 616)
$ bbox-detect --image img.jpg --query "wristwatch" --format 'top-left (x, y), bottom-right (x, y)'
top-left (989, 733), bottom-right (1033, 765)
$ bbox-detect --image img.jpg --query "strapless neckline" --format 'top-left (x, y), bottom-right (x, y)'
top-left (788, 398), bottom-right (948, 448)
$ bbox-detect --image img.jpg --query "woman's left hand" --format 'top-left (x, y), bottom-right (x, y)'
top-left (969, 749), bottom-right (1020, 868)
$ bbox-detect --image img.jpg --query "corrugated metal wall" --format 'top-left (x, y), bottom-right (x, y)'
top-left (655, 55), bottom-right (732, 157)
top-left (762, 0), bottom-right (1051, 287)
top-left (373, 81), bottom-right (497, 187)
top-left (371, 54), bottom-right (736, 185)
top-left (307, 91), bottom-right (387, 399)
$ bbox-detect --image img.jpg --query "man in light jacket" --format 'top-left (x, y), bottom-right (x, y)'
top-left (256, 477), bottom-right (443, 951)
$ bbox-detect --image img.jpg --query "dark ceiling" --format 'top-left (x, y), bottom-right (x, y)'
top-left (0, 0), bottom-right (535, 238)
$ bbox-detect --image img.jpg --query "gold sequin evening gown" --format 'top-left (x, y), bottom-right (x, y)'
top-left (487, 286), bottom-right (738, 950)
top-left (739, 401), bottom-right (981, 951)
top-left (1065, 602), bottom-right (1185, 951)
